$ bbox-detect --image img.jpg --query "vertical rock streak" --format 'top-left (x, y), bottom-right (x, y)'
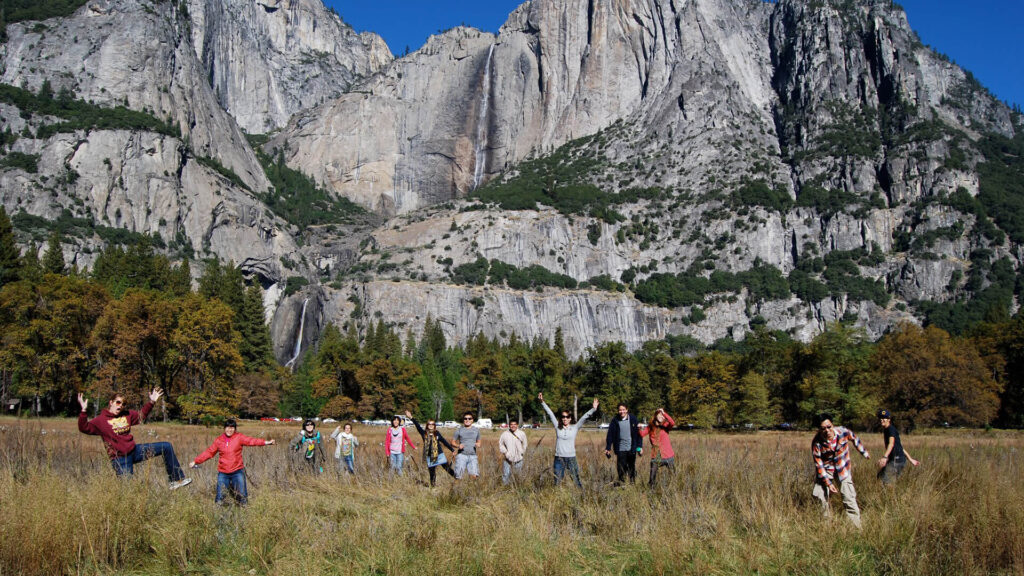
top-left (473, 44), bottom-right (496, 190)
top-left (284, 297), bottom-right (309, 371)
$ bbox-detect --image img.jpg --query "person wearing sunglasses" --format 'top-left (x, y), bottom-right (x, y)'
top-left (538, 392), bottom-right (598, 488)
top-left (452, 412), bottom-right (482, 480)
top-left (811, 413), bottom-right (870, 528)
top-left (77, 388), bottom-right (192, 490)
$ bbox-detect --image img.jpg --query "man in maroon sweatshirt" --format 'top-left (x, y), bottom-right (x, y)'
top-left (78, 388), bottom-right (192, 489)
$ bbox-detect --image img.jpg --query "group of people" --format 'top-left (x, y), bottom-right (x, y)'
top-left (77, 388), bottom-right (921, 524)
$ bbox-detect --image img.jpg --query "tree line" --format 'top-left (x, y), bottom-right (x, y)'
top-left (1, 205), bottom-right (1021, 429)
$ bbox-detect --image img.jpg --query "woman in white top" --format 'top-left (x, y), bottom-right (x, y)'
top-left (330, 423), bottom-right (359, 474)
top-left (538, 392), bottom-right (598, 487)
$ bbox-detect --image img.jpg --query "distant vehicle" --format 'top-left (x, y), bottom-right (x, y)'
top-left (598, 423), bottom-right (610, 429)
top-left (371, 419), bottom-right (388, 426)
top-left (638, 422), bottom-right (648, 429)
top-left (443, 421), bottom-right (459, 428)
top-left (473, 418), bottom-right (493, 429)
top-left (259, 417), bottom-right (279, 422)
top-left (778, 422), bottom-right (794, 431)
top-left (499, 423), bottom-right (509, 429)
top-left (520, 423), bottom-right (533, 429)
top-left (322, 418), bottom-right (337, 423)
top-left (290, 417), bottom-right (302, 422)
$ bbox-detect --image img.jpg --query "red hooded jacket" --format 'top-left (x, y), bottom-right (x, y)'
top-left (193, 433), bottom-right (269, 473)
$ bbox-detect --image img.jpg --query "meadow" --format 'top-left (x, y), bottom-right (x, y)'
top-left (0, 417), bottom-right (1021, 576)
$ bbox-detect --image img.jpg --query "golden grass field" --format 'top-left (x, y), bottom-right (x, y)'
top-left (0, 416), bottom-right (1022, 575)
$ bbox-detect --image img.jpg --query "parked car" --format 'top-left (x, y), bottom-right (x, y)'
top-left (259, 417), bottom-right (279, 422)
top-left (473, 418), bottom-right (493, 429)
top-left (598, 422), bottom-right (610, 429)
top-left (443, 421), bottom-right (459, 428)
top-left (322, 418), bottom-right (337, 423)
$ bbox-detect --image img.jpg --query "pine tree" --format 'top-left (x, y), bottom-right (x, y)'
top-left (237, 284), bottom-right (274, 371)
top-left (0, 206), bottom-right (22, 286)
top-left (20, 242), bottom-right (41, 282)
top-left (42, 231), bottom-right (65, 275)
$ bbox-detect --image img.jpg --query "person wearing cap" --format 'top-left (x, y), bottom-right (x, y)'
top-left (811, 413), bottom-right (870, 528)
top-left (77, 389), bottom-right (192, 490)
top-left (190, 419), bottom-right (275, 505)
top-left (293, 419), bottom-right (326, 473)
top-left (876, 409), bottom-right (920, 484)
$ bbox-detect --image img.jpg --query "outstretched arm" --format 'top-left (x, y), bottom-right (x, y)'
top-left (848, 430), bottom-right (870, 459)
top-left (407, 411), bottom-right (426, 438)
top-left (76, 393), bottom-right (99, 435)
top-left (536, 391), bottom-right (561, 428)
top-left (575, 398), bottom-right (599, 429)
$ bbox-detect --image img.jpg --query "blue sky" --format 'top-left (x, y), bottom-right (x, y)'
top-left (328, 0), bottom-right (1022, 108)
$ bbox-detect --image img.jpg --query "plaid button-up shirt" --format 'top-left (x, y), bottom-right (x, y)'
top-left (811, 426), bottom-right (869, 483)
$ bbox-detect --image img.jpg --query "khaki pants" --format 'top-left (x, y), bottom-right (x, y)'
top-left (812, 476), bottom-right (862, 529)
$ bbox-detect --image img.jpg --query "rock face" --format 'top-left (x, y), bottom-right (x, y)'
top-left (188, 0), bottom-right (392, 133)
top-left (0, 0), bottom-right (302, 283)
top-left (2, 0), bottom-right (1021, 359)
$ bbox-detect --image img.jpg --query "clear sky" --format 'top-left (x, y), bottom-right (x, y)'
top-left (327, 0), bottom-right (1022, 108)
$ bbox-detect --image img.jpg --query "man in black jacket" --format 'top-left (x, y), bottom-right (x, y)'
top-left (605, 403), bottom-right (642, 484)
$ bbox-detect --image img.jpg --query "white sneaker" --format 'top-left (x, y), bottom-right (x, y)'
top-left (169, 478), bottom-right (193, 490)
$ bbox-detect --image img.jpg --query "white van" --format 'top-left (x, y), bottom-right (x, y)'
top-left (473, 418), bottom-right (493, 429)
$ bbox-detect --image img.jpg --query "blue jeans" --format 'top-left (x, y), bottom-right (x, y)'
top-left (111, 442), bottom-right (185, 482)
top-left (216, 470), bottom-right (248, 504)
top-left (341, 455), bottom-right (355, 474)
top-left (389, 453), bottom-right (404, 475)
top-left (502, 459), bottom-right (523, 484)
top-left (553, 456), bottom-right (581, 488)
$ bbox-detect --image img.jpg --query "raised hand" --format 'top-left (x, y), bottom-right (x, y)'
top-left (149, 387), bottom-right (164, 403)
top-left (537, 392), bottom-right (544, 402)
top-left (266, 439), bottom-right (275, 445)
top-left (77, 392), bottom-right (88, 412)
top-left (405, 410), bottom-right (413, 419)
top-left (592, 398), bottom-right (599, 409)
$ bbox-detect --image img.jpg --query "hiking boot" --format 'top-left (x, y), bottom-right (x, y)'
top-left (169, 477), bottom-right (193, 490)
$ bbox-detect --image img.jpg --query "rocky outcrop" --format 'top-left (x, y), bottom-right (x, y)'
top-left (0, 0), bottom-right (303, 282)
top-left (188, 0), bottom-right (392, 133)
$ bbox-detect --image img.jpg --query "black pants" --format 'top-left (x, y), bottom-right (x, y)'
top-left (428, 462), bottom-right (455, 486)
top-left (615, 451), bottom-right (637, 483)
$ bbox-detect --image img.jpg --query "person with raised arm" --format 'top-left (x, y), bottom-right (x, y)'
top-left (190, 418), bottom-right (274, 504)
top-left (406, 410), bottom-right (456, 487)
top-left (811, 413), bottom-right (870, 529)
top-left (640, 408), bottom-right (676, 487)
top-left (330, 422), bottom-right (359, 475)
top-left (538, 392), bottom-right (598, 488)
top-left (77, 389), bottom-right (192, 489)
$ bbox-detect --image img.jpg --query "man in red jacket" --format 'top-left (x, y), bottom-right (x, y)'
top-left (77, 388), bottom-right (192, 489)
top-left (190, 418), bottom-right (274, 505)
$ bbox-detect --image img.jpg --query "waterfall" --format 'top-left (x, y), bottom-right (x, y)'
top-left (472, 44), bottom-right (495, 190)
top-left (284, 297), bottom-right (309, 372)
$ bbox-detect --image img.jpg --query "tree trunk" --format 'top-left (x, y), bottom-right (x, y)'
top-left (573, 394), bottom-right (578, 421)
top-left (34, 394), bottom-right (40, 416)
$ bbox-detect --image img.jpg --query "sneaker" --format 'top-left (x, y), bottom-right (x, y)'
top-left (169, 477), bottom-right (193, 490)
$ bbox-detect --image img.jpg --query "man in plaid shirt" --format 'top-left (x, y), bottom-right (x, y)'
top-left (811, 413), bottom-right (870, 528)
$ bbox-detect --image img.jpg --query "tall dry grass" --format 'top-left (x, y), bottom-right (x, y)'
top-left (0, 417), bottom-right (1021, 575)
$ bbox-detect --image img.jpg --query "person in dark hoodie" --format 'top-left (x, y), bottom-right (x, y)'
top-left (604, 403), bottom-right (642, 485)
top-left (77, 389), bottom-right (192, 489)
top-left (190, 418), bottom-right (274, 505)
